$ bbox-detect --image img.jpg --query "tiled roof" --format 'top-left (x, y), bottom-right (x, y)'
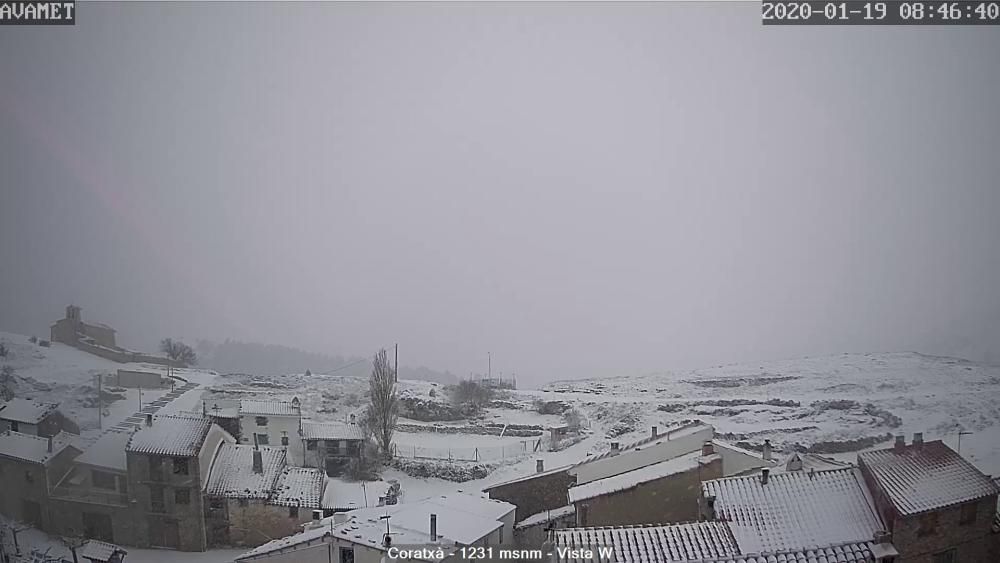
top-left (696, 541), bottom-right (875, 563)
top-left (569, 451), bottom-right (714, 503)
top-left (239, 399), bottom-right (300, 417)
top-left (0, 398), bottom-right (59, 424)
top-left (205, 443), bottom-right (285, 499)
top-left (0, 430), bottom-right (77, 464)
top-left (301, 421), bottom-right (364, 441)
top-left (126, 414), bottom-right (212, 457)
top-left (858, 440), bottom-right (999, 516)
top-left (270, 466), bottom-right (324, 508)
top-left (553, 522), bottom-right (739, 563)
top-left (703, 467), bottom-right (884, 553)
top-left (79, 539), bottom-right (126, 562)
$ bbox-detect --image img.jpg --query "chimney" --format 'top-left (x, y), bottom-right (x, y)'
top-left (913, 432), bottom-right (923, 448)
top-left (701, 441), bottom-right (714, 456)
top-left (809, 467), bottom-right (815, 479)
top-left (651, 426), bottom-right (658, 438)
top-left (145, 413), bottom-right (153, 427)
top-left (894, 435), bottom-right (905, 452)
top-left (704, 495), bottom-right (716, 520)
top-left (430, 513), bottom-right (438, 542)
top-left (536, 459), bottom-right (545, 473)
top-left (47, 436), bottom-right (53, 453)
top-left (760, 468), bottom-right (770, 485)
top-left (873, 530), bottom-right (891, 544)
top-left (252, 449), bottom-right (263, 474)
top-left (349, 413), bottom-right (356, 424)
top-left (610, 442), bottom-right (620, 454)
top-left (762, 439), bottom-right (772, 461)
top-left (312, 509), bottom-right (323, 521)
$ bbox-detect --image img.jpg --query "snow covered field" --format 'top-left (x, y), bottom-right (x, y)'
top-left (0, 332), bottom-right (218, 440)
top-left (3, 333), bottom-right (999, 562)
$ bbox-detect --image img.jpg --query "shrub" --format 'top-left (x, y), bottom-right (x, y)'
top-left (449, 381), bottom-right (495, 411)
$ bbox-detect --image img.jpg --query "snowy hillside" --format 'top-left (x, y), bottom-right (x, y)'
top-left (0, 331), bottom-right (218, 439)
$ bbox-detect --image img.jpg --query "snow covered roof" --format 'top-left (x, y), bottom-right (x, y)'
top-left (75, 429), bottom-right (131, 472)
top-left (569, 451), bottom-right (715, 503)
top-left (0, 430), bottom-right (77, 465)
top-left (126, 414), bottom-right (212, 457)
top-left (515, 504), bottom-right (576, 529)
top-left (0, 398), bottom-right (59, 424)
top-left (270, 466), bottom-right (325, 508)
top-left (240, 399), bottom-right (300, 417)
top-left (301, 420), bottom-right (364, 441)
top-left (774, 452), bottom-right (853, 474)
top-left (205, 443), bottom-right (285, 499)
top-left (575, 422), bottom-right (712, 466)
top-left (702, 467), bottom-right (885, 554)
top-left (553, 521), bottom-right (739, 563)
top-left (236, 520), bottom-right (335, 561)
top-left (858, 440), bottom-right (1000, 517)
top-left (483, 464), bottom-right (572, 490)
top-left (693, 541), bottom-right (877, 563)
top-left (239, 494), bottom-right (511, 561)
top-left (79, 539), bottom-right (126, 562)
top-left (322, 477), bottom-right (371, 511)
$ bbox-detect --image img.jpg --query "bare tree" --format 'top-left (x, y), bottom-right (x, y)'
top-left (0, 365), bottom-right (16, 402)
top-left (160, 338), bottom-right (197, 367)
top-left (366, 348), bottom-right (398, 460)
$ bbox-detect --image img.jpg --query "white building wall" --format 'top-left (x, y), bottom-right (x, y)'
top-left (240, 414), bottom-right (304, 466)
top-left (569, 425), bottom-right (714, 485)
top-left (714, 442), bottom-right (770, 476)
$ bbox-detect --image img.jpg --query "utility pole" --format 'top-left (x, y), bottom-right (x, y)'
top-left (957, 431), bottom-right (973, 455)
top-left (96, 374), bottom-right (103, 430)
top-left (394, 343), bottom-right (398, 383)
top-left (488, 352), bottom-right (491, 381)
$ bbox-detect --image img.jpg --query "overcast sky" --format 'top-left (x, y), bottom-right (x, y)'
top-left (1, 2), bottom-right (998, 383)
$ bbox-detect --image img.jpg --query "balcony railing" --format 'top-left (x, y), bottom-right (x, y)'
top-left (50, 485), bottom-right (129, 507)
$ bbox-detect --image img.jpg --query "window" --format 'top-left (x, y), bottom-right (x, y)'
top-left (932, 549), bottom-right (956, 563)
top-left (175, 489), bottom-right (190, 505)
top-left (238, 498), bottom-right (248, 507)
top-left (149, 456), bottom-right (163, 481)
top-left (339, 547), bottom-right (355, 563)
top-left (150, 486), bottom-right (165, 513)
top-left (92, 470), bottom-right (117, 490)
top-left (328, 440), bottom-right (341, 454)
top-left (172, 458), bottom-right (189, 476)
top-left (281, 432), bottom-right (289, 446)
top-left (960, 501), bottom-right (978, 525)
top-left (10, 421), bottom-right (18, 432)
top-left (255, 433), bottom-right (269, 446)
top-left (209, 499), bottom-right (224, 511)
top-left (289, 506), bottom-right (298, 518)
top-left (255, 416), bottom-right (268, 427)
top-left (24, 470), bottom-right (34, 483)
top-left (918, 512), bottom-right (938, 536)
top-left (307, 440), bottom-right (317, 451)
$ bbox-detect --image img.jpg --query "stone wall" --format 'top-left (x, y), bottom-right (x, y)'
top-left (890, 496), bottom-right (997, 563)
top-left (126, 451), bottom-right (208, 551)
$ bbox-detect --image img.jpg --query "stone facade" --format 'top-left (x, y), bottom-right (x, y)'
top-left (50, 306), bottom-right (175, 367)
top-left (126, 450), bottom-right (209, 551)
top-left (485, 466), bottom-right (576, 523)
top-left (573, 455), bottom-right (723, 527)
top-left (0, 444), bottom-right (80, 530)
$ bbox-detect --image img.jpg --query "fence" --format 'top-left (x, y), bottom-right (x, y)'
top-left (393, 438), bottom-right (545, 462)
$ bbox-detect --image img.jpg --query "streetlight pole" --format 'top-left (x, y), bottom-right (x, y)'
top-left (957, 431), bottom-right (972, 455)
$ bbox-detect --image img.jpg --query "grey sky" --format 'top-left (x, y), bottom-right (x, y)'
top-left (1, 2), bottom-right (999, 383)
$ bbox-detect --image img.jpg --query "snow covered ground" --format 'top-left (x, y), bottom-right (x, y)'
top-left (3, 333), bottom-right (999, 562)
top-left (0, 332), bottom-right (219, 441)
